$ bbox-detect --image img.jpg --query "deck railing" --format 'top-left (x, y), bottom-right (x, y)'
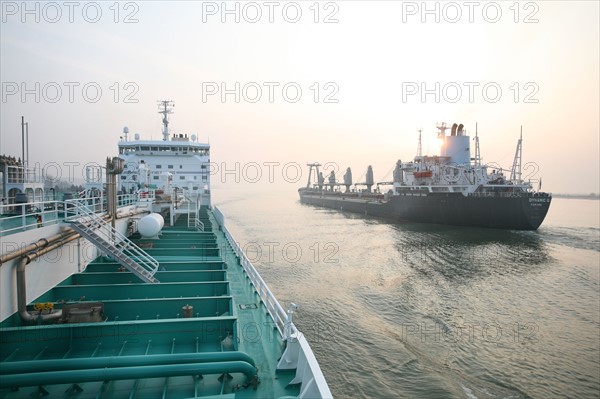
top-left (0, 200), bottom-right (63, 235)
top-left (214, 207), bottom-right (290, 335)
top-left (0, 194), bottom-right (140, 236)
top-left (213, 206), bottom-right (332, 398)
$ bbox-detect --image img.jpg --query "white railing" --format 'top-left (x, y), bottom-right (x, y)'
top-left (213, 206), bottom-right (332, 399)
top-left (0, 194), bottom-right (140, 237)
top-left (136, 190), bottom-right (156, 202)
top-left (187, 212), bottom-right (205, 231)
top-left (214, 207), bottom-right (291, 334)
top-left (0, 200), bottom-right (63, 235)
top-left (65, 200), bottom-right (159, 279)
top-left (186, 201), bottom-right (204, 231)
top-left (63, 196), bottom-right (106, 216)
top-left (117, 193), bottom-right (139, 207)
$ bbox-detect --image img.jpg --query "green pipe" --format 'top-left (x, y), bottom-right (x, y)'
top-left (0, 352), bottom-right (255, 375)
top-left (0, 361), bottom-right (257, 389)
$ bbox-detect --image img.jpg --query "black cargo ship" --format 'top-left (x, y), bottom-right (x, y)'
top-left (299, 123), bottom-right (551, 230)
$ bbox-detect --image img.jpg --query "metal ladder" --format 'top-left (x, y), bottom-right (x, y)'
top-left (67, 201), bottom-right (160, 283)
top-left (187, 198), bottom-right (204, 231)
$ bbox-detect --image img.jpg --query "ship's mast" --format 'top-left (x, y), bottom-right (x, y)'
top-left (416, 128), bottom-right (423, 158)
top-left (158, 100), bottom-right (175, 141)
top-left (436, 122), bottom-right (449, 138)
top-left (510, 126), bottom-right (523, 183)
top-left (473, 122), bottom-right (481, 167)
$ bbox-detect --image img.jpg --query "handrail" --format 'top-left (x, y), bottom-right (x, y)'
top-left (0, 200), bottom-right (62, 235)
top-left (65, 200), bottom-right (159, 278)
top-left (186, 196), bottom-right (204, 231)
top-left (0, 195), bottom-right (140, 236)
top-left (213, 206), bottom-right (332, 398)
top-left (221, 223), bottom-right (290, 336)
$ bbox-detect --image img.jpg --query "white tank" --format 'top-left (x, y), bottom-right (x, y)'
top-left (138, 213), bottom-right (164, 238)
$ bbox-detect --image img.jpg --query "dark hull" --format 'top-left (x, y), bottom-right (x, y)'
top-left (298, 190), bottom-right (552, 230)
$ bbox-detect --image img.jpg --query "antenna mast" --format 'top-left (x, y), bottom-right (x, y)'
top-left (473, 122), bottom-right (481, 166)
top-left (416, 128), bottom-right (423, 158)
top-left (158, 100), bottom-right (175, 141)
top-left (510, 126), bottom-right (523, 183)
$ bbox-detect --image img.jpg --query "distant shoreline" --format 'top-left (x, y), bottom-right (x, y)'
top-left (552, 194), bottom-right (599, 200)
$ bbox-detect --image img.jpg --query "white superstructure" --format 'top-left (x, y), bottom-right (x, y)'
top-left (118, 101), bottom-right (211, 206)
top-left (386, 122), bottom-right (535, 196)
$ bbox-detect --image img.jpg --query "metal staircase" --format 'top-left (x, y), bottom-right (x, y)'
top-left (186, 195), bottom-right (204, 231)
top-left (67, 201), bottom-right (160, 283)
top-left (187, 210), bottom-right (205, 231)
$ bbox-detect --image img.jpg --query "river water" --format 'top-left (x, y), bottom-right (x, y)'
top-left (214, 188), bottom-right (599, 399)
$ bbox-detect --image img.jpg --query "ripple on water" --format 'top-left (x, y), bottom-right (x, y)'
top-left (215, 191), bottom-right (600, 399)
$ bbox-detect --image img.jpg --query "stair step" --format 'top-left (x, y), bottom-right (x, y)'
top-left (69, 211), bottom-right (160, 284)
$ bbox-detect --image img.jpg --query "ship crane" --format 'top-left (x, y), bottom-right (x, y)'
top-left (306, 163), bottom-right (322, 189)
top-left (510, 127), bottom-right (523, 184)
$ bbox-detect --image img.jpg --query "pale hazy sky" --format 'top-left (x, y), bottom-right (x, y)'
top-left (1, 1), bottom-right (598, 193)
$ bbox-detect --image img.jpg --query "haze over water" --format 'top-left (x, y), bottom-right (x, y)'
top-left (215, 189), bottom-right (599, 399)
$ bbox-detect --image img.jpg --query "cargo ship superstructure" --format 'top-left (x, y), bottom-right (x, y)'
top-left (0, 105), bottom-right (331, 398)
top-left (118, 100), bottom-right (211, 209)
top-left (299, 123), bottom-right (551, 230)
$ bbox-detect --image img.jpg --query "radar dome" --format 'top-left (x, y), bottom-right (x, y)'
top-left (123, 126), bottom-right (129, 134)
top-left (191, 134), bottom-right (197, 142)
top-left (138, 213), bottom-right (164, 238)
top-left (134, 133), bottom-right (140, 140)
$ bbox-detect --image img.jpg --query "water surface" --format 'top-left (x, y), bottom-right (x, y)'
top-left (214, 189), bottom-right (599, 399)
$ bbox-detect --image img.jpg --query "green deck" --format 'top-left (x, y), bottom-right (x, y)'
top-left (0, 208), bottom-right (300, 398)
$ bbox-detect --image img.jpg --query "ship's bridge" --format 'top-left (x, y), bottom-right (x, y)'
top-left (118, 140), bottom-right (209, 156)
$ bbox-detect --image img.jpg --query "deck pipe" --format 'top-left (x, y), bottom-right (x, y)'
top-left (0, 232), bottom-right (74, 265)
top-left (0, 352), bottom-right (256, 375)
top-left (17, 233), bottom-right (81, 323)
top-left (9, 208), bottom-right (149, 323)
top-left (0, 209), bottom-right (147, 266)
top-left (0, 361), bottom-right (257, 389)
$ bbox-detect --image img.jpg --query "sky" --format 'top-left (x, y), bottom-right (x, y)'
top-left (1, 1), bottom-right (598, 194)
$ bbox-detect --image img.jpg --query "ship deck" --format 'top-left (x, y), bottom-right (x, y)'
top-left (0, 208), bottom-right (300, 398)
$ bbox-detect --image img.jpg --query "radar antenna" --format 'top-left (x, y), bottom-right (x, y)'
top-left (436, 122), bottom-right (449, 138)
top-left (158, 100), bottom-right (175, 141)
